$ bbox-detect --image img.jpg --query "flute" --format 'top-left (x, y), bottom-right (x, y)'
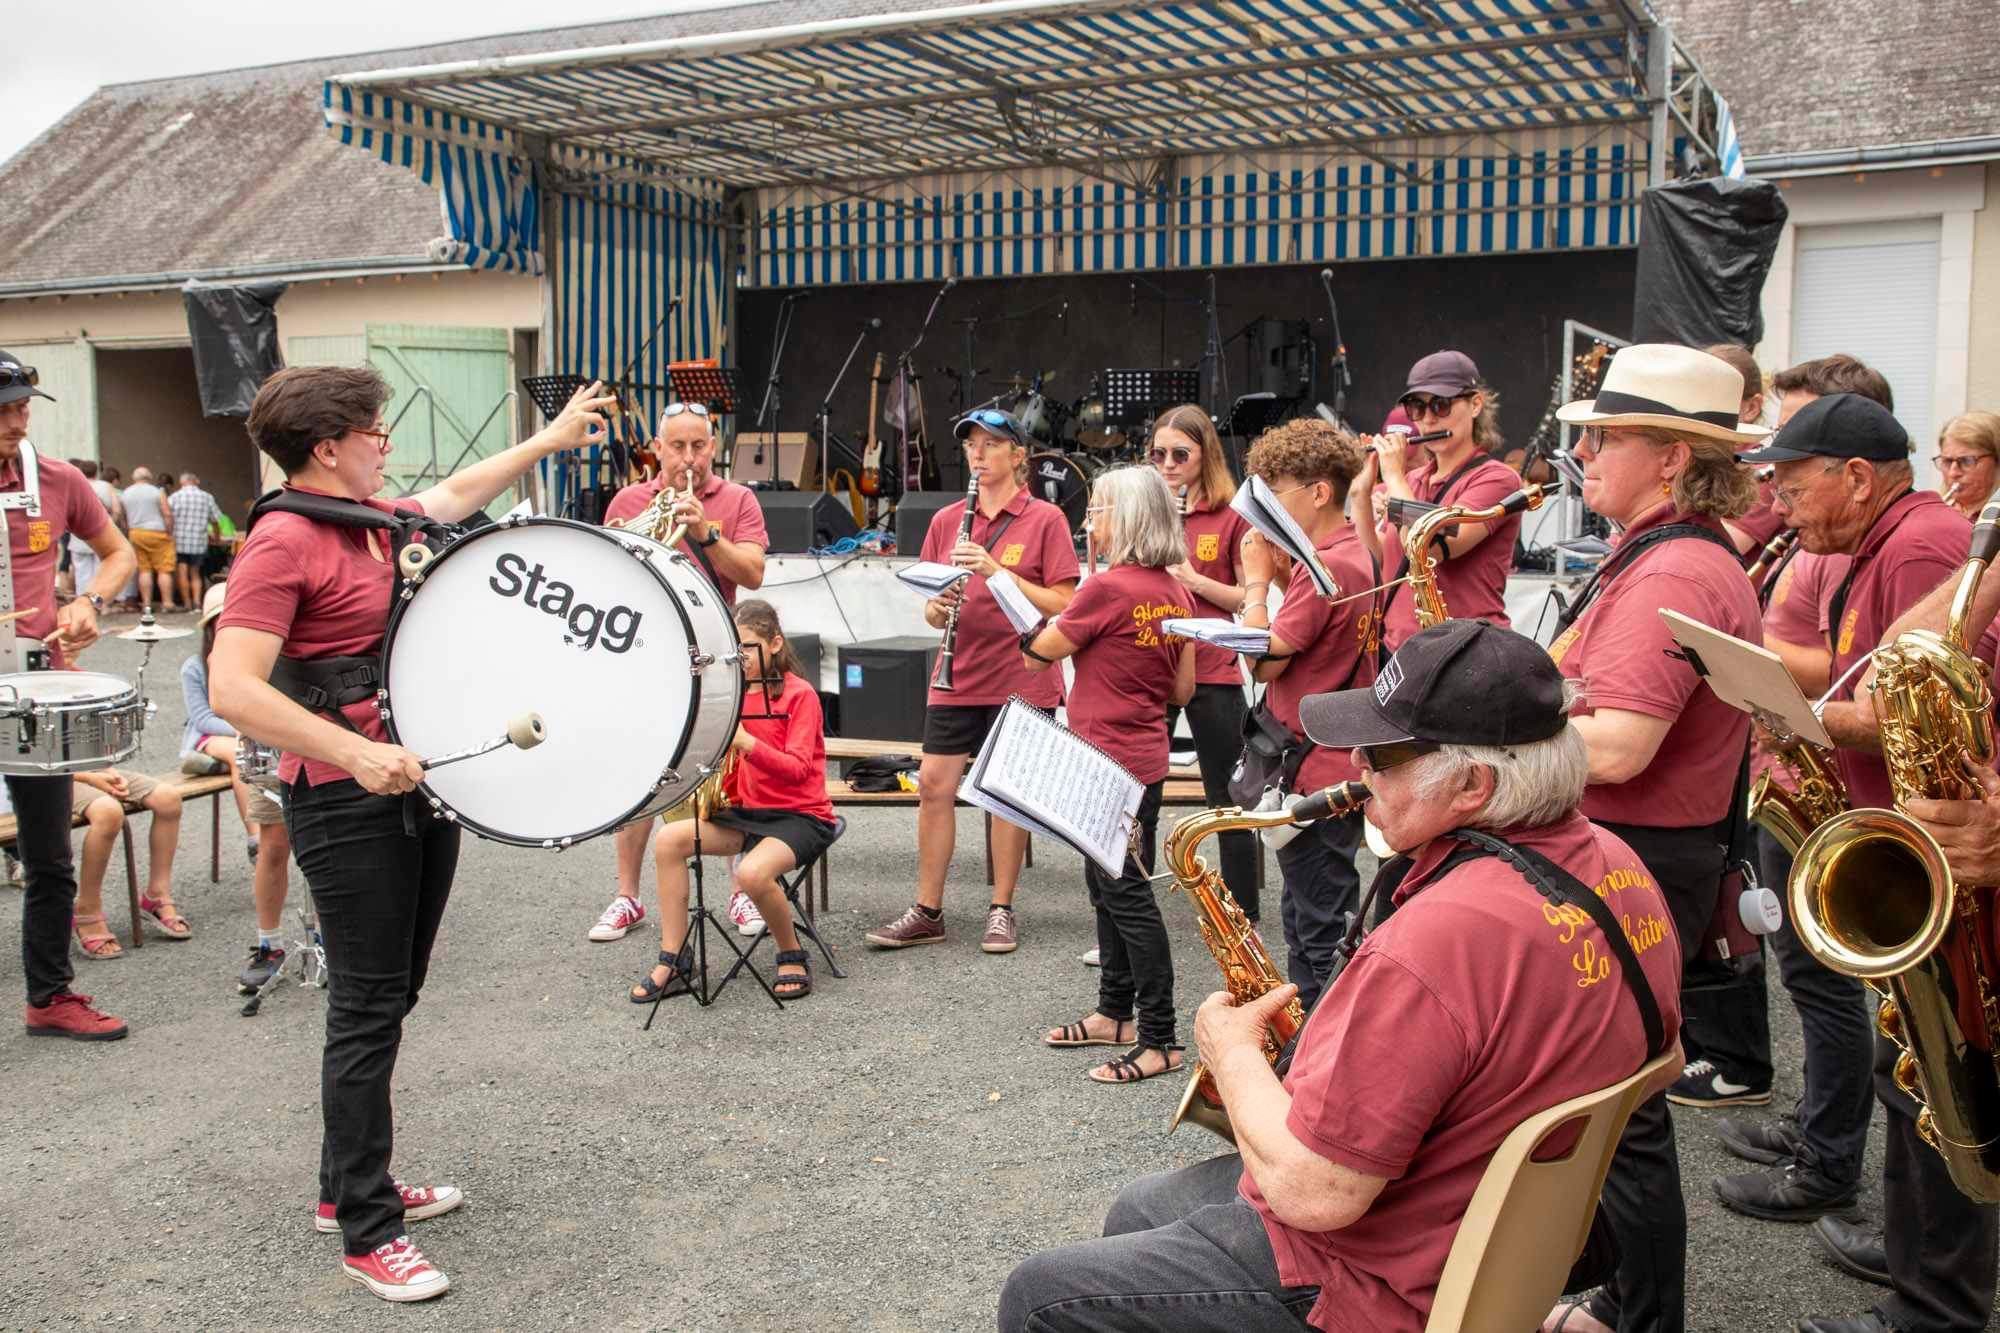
top-left (931, 467), bottom-right (983, 692)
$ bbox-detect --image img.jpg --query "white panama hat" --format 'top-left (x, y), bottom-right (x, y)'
top-left (1556, 343), bottom-right (1771, 445)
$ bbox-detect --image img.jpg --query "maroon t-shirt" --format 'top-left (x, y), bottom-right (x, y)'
top-left (1826, 490), bottom-right (1972, 808)
top-left (0, 451), bottom-right (112, 670)
top-left (1265, 527), bottom-right (1380, 792)
top-left (1243, 813), bottom-right (1682, 1332)
top-left (725, 671), bottom-right (834, 824)
top-left (603, 471), bottom-right (768, 606)
top-left (1180, 495), bottom-right (1252, 685)
top-left (921, 489), bottom-right (1079, 709)
top-left (1381, 455), bottom-right (1522, 651)
top-left (217, 486), bottom-right (426, 788)
top-left (1054, 564), bottom-right (1192, 784)
top-left (1548, 508), bottom-right (1760, 828)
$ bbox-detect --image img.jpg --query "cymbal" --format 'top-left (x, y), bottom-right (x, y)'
top-left (117, 621), bottom-right (193, 642)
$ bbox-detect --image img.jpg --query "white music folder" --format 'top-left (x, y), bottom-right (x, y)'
top-left (1658, 609), bottom-right (1834, 748)
top-left (958, 698), bottom-right (1143, 876)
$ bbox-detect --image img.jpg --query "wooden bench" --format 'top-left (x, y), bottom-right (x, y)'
top-left (0, 773), bottom-right (237, 951)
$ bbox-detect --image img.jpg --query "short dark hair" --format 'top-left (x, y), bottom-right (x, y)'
top-left (246, 366), bottom-right (392, 475)
top-left (73, 458), bottom-right (98, 479)
top-left (1703, 343), bottom-right (1764, 406)
top-left (1245, 418), bottom-right (1363, 507)
top-left (1772, 354), bottom-right (1893, 412)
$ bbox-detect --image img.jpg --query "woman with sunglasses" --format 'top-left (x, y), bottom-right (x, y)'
top-left (1934, 411), bottom-right (2000, 520)
top-left (865, 409), bottom-right (1079, 957)
top-left (1356, 350), bottom-right (1522, 651)
top-left (1023, 465), bottom-right (1195, 1084)
top-left (1145, 404), bottom-right (1259, 922)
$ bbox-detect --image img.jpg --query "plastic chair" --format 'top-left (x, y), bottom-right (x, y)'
top-left (1423, 1048), bottom-right (1680, 1333)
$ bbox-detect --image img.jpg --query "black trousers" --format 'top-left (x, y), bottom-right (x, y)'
top-left (1089, 781), bottom-right (1175, 1050)
top-left (1273, 813), bottom-right (1361, 1013)
top-left (1874, 1026), bottom-right (1999, 1332)
top-left (11, 774), bottom-right (77, 1007)
top-left (286, 776), bottom-right (460, 1256)
top-left (1588, 820), bottom-right (1721, 1333)
top-left (1169, 684), bottom-right (1258, 919)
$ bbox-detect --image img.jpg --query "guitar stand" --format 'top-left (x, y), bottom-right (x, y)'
top-left (642, 816), bottom-right (785, 1029)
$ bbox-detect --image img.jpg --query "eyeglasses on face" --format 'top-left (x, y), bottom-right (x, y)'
top-left (1398, 392), bottom-right (1469, 420)
top-left (348, 427), bottom-right (393, 455)
top-left (1933, 453), bottom-right (1989, 472)
top-left (0, 365), bottom-right (39, 391)
top-left (1149, 446), bottom-right (1195, 466)
top-left (1359, 739), bottom-right (1442, 771)
top-left (1771, 461), bottom-right (1841, 509)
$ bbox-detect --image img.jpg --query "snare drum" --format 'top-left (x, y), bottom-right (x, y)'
top-left (379, 517), bottom-right (741, 848)
top-left (238, 736), bottom-right (283, 795)
top-left (0, 671), bottom-right (144, 776)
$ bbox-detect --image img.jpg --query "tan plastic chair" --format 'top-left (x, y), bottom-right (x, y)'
top-left (1423, 1048), bottom-right (1680, 1333)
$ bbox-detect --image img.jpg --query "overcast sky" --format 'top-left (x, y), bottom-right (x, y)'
top-left (0, 1), bottom-right (691, 167)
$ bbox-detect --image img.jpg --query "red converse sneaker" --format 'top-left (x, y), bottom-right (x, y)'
top-left (341, 1236), bottom-right (449, 1303)
top-left (315, 1180), bottom-right (465, 1234)
top-left (23, 991), bottom-right (128, 1041)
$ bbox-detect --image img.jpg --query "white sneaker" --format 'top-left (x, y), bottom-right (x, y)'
top-left (1079, 946), bottom-right (1101, 967)
top-left (728, 890), bottom-right (766, 937)
top-left (588, 894), bottom-right (646, 942)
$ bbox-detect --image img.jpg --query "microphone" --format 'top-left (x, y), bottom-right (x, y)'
top-left (866, 317), bottom-right (882, 331)
top-left (943, 276), bottom-right (958, 292)
top-left (1319, 268), bottom-right (1334, 285)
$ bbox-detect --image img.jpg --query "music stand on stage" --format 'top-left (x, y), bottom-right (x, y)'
top-left (1103, 368), bottom-right (1200, 429)
top-left (522, 375), bottom-right (594, 517)
top-left (668, 362), bottom-right (738, 415)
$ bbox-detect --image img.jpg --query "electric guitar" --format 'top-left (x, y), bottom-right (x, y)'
top-left (859, 352), bottom-right (885, 499)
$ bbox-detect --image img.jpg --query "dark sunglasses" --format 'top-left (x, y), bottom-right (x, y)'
top-left (0, 365), bottom-right (39, 390)
top-left (1359, 739), bottom-right (1442, 771)
top-left (961, 408), bottom-right (1020, 434)
top-left (1398, 392), bottom-right (1469, 419)
top-left (1149, 446), bottom-right (1194, 466)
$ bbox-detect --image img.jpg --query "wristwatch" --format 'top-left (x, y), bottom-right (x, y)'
top-left (74, 593), bottom-right (104, 611)
top-left (693, 526), bottom-right (720, 548)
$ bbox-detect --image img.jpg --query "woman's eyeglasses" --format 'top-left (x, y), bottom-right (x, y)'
top-left (1149, 446), bottom-right (1195, 466)
top-left (1933, 453), bottom-right (1989, 473)
top-left (349, 428), bottom-right (393, 455)
top-left (1359, 739), bottom-right (1441, 772)
top-left (1398, 392), bottom-right (1469, 420)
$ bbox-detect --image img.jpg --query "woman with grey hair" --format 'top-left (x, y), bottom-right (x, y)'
top-left (1022, 465), bottom-right (1197, 1085)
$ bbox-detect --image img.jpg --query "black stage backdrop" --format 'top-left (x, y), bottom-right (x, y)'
top-left (732, 249), bottom-right (1637, 478)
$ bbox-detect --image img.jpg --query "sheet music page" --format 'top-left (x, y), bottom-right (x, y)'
top-left (895, 560), bottom-right (972, 597)
top-left (1162, 618), bottom-right (1270, 655)
top-left (985, 569), bottom-right (1042, 633)
top-left (960, 699), bottom-right (1142, 876)
top-left (1230, 476), bottom-right (1340, 599)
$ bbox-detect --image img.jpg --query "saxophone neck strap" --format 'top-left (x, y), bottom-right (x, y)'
top-left (1554, 522), bottom-right (1737, 635)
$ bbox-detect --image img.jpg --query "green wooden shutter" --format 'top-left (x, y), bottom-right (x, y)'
top-left (364, 324), bottom-right (516, 510)
top-left (15, 339), bottom-right (97, 461)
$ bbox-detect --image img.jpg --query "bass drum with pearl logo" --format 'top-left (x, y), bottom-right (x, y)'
top-left (378, 516), bottom-right (740, 848)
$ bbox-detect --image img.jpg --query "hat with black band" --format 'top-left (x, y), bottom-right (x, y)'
top-left (1556, 343), bottom-right (1768, 445)
top-left (1299, 620), bottom-right (1568, 751)
top-left (1734, 392), bottom-right (1909, 464)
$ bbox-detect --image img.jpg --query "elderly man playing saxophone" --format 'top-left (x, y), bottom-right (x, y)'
top-left (996, 622), bottom-right (1682, 1333)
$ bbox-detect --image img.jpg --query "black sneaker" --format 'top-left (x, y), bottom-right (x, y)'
top-left (1666, 1058), bottom-right (1770, 1107)
top-left (1715, 1114), bottom-right (1803, 1165)
top-left (1713, 1158), bottom-right (1859, 1222)
top-left (237, 944), bottom-right (286, 994)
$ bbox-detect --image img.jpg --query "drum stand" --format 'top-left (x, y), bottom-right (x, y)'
top-left (642, 795), bottom-right (787, 1029)
top-left (240, 906), bottom-right (328, 1017)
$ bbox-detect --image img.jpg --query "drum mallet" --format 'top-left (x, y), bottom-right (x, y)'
top-left (420, 712), bottom-right (547, 772)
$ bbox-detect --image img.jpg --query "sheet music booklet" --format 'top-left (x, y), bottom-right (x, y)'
top-left (1658, 609), bottom-right (1835, 748)
top-left (985, 569), bottom-right (1042, 634)
top-left (1163, 617), bottom-right (1271, 655)
top-left (1229, 475), bottom-right (1340, 599)
top-left (895, 560), bottom-right (972, 597)
top-left (958, 698), bottom-right (1143, 876)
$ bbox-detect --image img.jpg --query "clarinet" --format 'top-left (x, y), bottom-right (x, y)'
top-left (931, 468), bottom-right (983, 692)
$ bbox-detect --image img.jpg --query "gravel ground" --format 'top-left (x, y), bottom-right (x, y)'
top-left (0, 616), bottom-right (1964, 1331)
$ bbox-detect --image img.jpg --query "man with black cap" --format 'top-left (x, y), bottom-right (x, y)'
top-left (1741, 393), bottom-right (1997, 1333)
top-left (997, 621), bottom-right (1682, 1333)
top-left (0, 350), bottom-right (139, 1040)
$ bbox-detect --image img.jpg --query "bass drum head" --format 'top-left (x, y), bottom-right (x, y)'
top-left (1027, 451), bottom-right (1102, 537)
top-left (382, 518), bottom-right (714, 846)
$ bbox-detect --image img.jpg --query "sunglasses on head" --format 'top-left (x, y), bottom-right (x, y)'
top-left (1399, 392), bottom-right (1469, 419)
top-left (0, 365), bottom-right (39, 391)
top-left (1359, 739), bottom-right (1441, 771)
top-left (962, 408), bottom-right (1020, 435)
top-left (1149, 446), bottom-right (1195, 466)
top-left (662, 402), bottom-right (712, 420)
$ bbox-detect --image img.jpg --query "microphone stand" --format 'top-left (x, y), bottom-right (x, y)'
top-left (1199, 273), bottom-right (1238, 473)
top-left (952, 315), bottom-right (984, 417)
top-left (899, 277), bottom-right (955, 493)
top-left (752, 294), bottom-right (804, 485)
top-left (817, 322), bottom-right (878, 504)
top-left (1319, 268), bottom-right (1352, 428)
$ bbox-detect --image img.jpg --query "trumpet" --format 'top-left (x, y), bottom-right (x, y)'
top-left (931, 468), bottom-right (983, 692)
top-left (612, 480), bottom-right (691, 547)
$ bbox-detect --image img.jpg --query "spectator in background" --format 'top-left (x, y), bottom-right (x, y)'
top-left (120, 466), bottom-right (177, 611)
top-left (68, 769), bottom-right (190, 959)
top-left (171, 472), bottom-right (222, 608)
top-left (66, 460), bottom-right (122, 600)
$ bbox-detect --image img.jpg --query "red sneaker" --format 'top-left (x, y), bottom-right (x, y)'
top-left (23, 991), bottom-right (128, 1041)
top-left (341, 1236), bottom-right (450, 1303)
top-left (316, 1180), bottom-right (465, 1234)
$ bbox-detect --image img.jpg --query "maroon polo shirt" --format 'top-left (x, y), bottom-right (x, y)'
top-left (0, 452), bottom-right (110, 670)
top-left (921, 489), bottom-right (1079, 709)
top-left (1264, 526), bottom-right (1380, 792)
top-left (1380, 455), bottom-right (1523, 650)
top-left (1053, 564), bottom-right (1192, 784)
top-left (603, 471), bottom-right (768, 606)
top-left (1180, 494), bottom-right (1252, 685)
top-left (1548, 508), bottom-right (1761, 828)
top-left (1244, 812), bottom-right (1682, 1332)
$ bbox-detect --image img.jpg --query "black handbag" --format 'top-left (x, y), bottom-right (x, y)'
top-left (1227, 701), bottom-right (1306, 808)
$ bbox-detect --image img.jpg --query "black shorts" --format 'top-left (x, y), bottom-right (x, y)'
top-left (710, 807), bottom-right (838, 869)
top-left (175, 551), bottom-right (205, 571)
top-left (922, 703), bottom-right (1007, 756)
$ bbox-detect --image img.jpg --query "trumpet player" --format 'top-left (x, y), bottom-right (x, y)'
top-left (864, 410), bottom-right (1076, 955)
top-left (998, 622), bottom-right (1681, 1333)
top-left (589, 402), bottom-right (769, 946)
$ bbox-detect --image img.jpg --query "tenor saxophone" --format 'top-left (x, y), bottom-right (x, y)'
top-left (1790, 497), bottom-right (2000, 1201)
top-left (1165, 782), bottom-right (1369, 1143)
top-left (1400, 482), bottom-right (1556, 629)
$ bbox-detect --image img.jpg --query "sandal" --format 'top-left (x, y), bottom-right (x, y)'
top-left (1088, 1043), bottom-right (1184, 1085)
top-left (772, 948), bottom-right (813, 1000)
top-left (72, 912), bottom-right (124, 960)
top-left (138, 895), bottom-right (192, 941)
top-left (1044, 1014), bottom-right (1136, 1048)
top-left (629, 947), bottom-right (692, 1004)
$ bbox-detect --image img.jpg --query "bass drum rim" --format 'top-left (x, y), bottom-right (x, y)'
top-left (378, 516), bottom-right (723, 849)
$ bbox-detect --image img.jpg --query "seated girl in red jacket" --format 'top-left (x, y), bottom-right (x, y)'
top-left (630, 599), bottom-right (836, 1003)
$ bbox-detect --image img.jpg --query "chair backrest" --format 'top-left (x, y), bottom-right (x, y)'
top-left (1422, 1049), bottom-right (1679, 1333)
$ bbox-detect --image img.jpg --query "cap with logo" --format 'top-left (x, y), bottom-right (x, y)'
top-left (1403, 350), bottom-right (1481, 399)
top-left (1734, 392), bottom-right (1910, 464)
top-left (953, 407), bottom-right (1031, 447)
top-left (1298, 619), bottom-right (1568, 750)
top-left (0, 350), bottom-right (55, 407)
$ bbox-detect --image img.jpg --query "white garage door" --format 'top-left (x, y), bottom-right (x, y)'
top-left (1791, 217), bottom-right (1941, 490)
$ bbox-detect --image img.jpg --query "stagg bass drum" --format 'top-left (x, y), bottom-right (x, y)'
top-left (379, 517), bottom-right (740, 848)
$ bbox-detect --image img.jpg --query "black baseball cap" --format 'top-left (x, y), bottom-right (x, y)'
top-left (953, 407), bottom-right (1030, 447)
top-left (1736, 392), bottom-right (1909, 463)
top-left (1300, 620), bottom-right (1568, 750)
top-left (1403, 350), bottom-right (1480, 399)
top-left (0, 350), bottom-right (55, 407)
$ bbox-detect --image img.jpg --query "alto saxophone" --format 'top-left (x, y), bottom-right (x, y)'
top-left (1165, 782), bottom-right (1369, 1142)
top-left (1400, 482), bottom-right (1556, 630)
top-left (1790, 497), bottom-right (2000, 1201)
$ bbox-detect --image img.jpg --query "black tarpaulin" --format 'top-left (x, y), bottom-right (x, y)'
top-left (182, 281), bottom-right (287, 417)
top-left (1632, 178), bottom-right (1789, 350)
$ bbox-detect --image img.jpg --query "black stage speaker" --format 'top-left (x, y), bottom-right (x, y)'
top-left (756, 491), bottom-right (860, 552)
top-left (838, 636), bottom-right (938, 742)
top-left (895, 491), bottom-right (961, 555)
